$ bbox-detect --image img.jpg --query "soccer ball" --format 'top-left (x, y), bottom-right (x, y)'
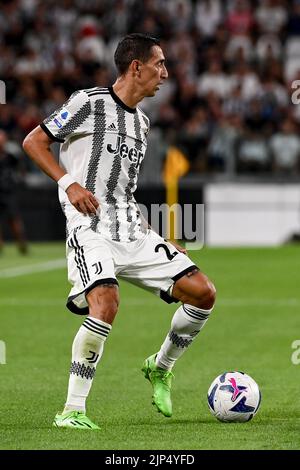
top-left (207, 371), bottom-right (261, 423)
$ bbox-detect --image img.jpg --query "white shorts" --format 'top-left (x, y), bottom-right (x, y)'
top-left (66, 226), bottom-right (198, 314)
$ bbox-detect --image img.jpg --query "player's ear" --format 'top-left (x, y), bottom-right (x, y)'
top-left (131, 60), bottom-right (141, 77)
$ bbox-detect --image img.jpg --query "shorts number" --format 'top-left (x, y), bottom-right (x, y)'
top-left (155, 243), bottom-right (178, 261)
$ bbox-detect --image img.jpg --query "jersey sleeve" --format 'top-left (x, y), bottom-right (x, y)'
top-left (40, 90), bottom-right (91, 143)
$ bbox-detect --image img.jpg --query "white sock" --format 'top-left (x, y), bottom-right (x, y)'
top-left (156, 303), bottom-right (213, 371)
top-left (63, 316), bottom-right (111, 414)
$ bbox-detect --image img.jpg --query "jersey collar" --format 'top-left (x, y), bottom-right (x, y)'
top-left (108, 86), bottom-right (136, 114)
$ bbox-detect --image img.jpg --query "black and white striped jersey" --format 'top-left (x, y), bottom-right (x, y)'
top-left (41, 86), bottom-right (150, 242)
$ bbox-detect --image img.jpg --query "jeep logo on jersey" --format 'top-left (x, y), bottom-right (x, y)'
top-left (107, 135), bottom-right (144, 168)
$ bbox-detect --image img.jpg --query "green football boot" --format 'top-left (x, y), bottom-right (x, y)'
top-left (142, 353), bottom-right (174, 417)
top-left (53, 411), bottom-right (100, 430)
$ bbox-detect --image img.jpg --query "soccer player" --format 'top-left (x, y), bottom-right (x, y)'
top-left (23, 33), bottom-right (216, 430)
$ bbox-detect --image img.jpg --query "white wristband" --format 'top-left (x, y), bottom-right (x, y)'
top-left (57, 174), bottom-right (76, 192)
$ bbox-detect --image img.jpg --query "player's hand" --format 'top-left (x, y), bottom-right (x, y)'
top-left (169, 240), bottom-right (187, 255)
top-left (66, 182), bottom-right (99, 215)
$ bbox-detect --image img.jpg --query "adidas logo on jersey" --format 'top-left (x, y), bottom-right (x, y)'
top-left (107, 122), bottom-right (117, 131)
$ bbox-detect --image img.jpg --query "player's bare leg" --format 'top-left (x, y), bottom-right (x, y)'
top-left (86, 284), bottom-right (119, 324)
top-left (143, 269), bottom-right (216, 417)
top-left (172, 269), bottom-right (216, 309)
top-left (54, 284), bottom-right (119, 430)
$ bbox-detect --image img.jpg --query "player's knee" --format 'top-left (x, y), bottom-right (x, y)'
top-left (89, 296), bottom-right (119, 321)
top-left (192, 279), bottom-right (216, 310)
top-left (86, 285), bottom-right (119, 322)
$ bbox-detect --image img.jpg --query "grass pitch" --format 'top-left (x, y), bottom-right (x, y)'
top-left (0, 242), bottom-right (299, 450)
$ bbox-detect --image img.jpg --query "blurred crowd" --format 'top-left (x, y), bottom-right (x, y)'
top-left (1, 0), bottom-right (300, 178)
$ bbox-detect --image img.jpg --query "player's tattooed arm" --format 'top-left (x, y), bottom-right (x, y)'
top-left (23, 125), bottom-right (66, 182)
top-left (23, 125), bottom-right (99, 216)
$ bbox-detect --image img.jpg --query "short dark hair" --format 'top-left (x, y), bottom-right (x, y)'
top-left (114, 33), bottom-right (160, 75)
